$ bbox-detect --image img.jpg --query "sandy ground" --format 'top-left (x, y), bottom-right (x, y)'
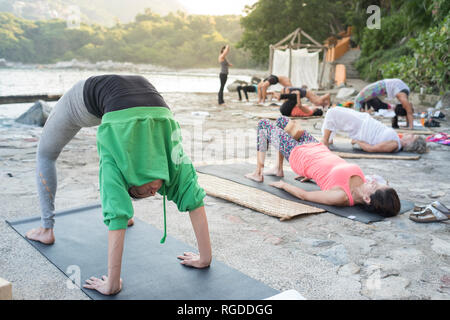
top-left (1, 82), bottom-right (449, 300)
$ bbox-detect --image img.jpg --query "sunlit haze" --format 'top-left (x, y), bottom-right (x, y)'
top-left (178, 0), bottom-right (258, 15)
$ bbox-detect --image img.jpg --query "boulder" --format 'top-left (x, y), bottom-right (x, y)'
top-left (435, 91), bottom-right (450, 109)
top-left (227, 80), bottom-right (248, 92)
top-left (15, 100), bottom-right (52, 127)
top-left (336, 87), bottom-right (356, 100)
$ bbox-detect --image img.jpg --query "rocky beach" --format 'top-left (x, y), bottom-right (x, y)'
top-left (0, 78), bottom-right (449, 300)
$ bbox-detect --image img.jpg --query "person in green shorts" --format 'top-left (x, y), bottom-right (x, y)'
top-left (27, 74), bottom-right (211, 296)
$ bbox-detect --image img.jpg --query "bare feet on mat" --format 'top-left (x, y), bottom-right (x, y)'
top-left (127, 218), bottom-right (134, 227)
top-left (25, 227), bottom-right (55, 245)
top-left (264, 166), bottom-right (284, 177)
top-left (245, 171), bottom-right (264, 182)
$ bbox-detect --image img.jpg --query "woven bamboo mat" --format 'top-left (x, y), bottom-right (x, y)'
top-left (249, 112), bottom-right (323, 121)
top-left (332, 151), bottom-right (420, 160)
top-left (395, 128), bottom-right (434, 135)
top-left (197, 173), bottom-right (325, 221)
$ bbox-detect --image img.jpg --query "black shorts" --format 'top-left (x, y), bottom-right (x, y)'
top-left (287, 87), bottom-right (307, 98)
top-left (263, 75), bottom-right (279, 85)
top-left (399, 88), bottom-right (410, 96)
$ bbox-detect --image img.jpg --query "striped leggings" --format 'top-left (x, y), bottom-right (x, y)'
top-left (257, 116), bottom-right (318, 161)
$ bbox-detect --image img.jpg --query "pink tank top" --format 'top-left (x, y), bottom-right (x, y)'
top-left (289, 143), bottom-right (366, 206)
top-left (291, 106), bottom-right (313, 117)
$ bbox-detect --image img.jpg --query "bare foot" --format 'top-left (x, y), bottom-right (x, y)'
top-left (245, 171), bottom-right (264, 182)
top-left (264, 166), bottom-right (284, 177)
top-left (127, 218), bottom-right (134, 227)
top-left (25, 227), bottom-right (55, 245)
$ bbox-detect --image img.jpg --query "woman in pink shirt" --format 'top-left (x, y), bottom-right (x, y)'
top-left (245, 116), bottom-right (401, 217)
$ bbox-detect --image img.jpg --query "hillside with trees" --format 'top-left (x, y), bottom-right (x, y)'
top-left (239, 0), bottom-right (449, 94)
top-left (0, 0), bottom-right (186, 25)
top-left (0, 0), bottom-right (448, 94)
top-left (0, 10), bottom-right (255, 69)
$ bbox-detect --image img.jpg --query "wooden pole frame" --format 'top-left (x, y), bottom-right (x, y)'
top-left (269, 28), bottom-right (327, 88)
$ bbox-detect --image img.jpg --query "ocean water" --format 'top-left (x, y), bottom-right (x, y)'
top-left (0, 65), bottom-right (263, 119)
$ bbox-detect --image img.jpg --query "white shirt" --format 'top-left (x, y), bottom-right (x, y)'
top-left (322, 107), bottom-right (401, 151)
top-left (383, 79), bottom-right (410, 100)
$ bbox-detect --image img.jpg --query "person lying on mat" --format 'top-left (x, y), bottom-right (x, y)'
top-left (354, 78), bottom-right (414, 130)
top-left (245, 116), bottom-right (401, 217)
top-left (321, 107), bottom-right (427, 154)
top-left (257, 74), bottom-right (292, 104)
top-left (279, 86), bottom-right (331, 107)
top-left (273, 87), bottom-right (328, 117)
top-left (25, 74), bottom-right (212, 295)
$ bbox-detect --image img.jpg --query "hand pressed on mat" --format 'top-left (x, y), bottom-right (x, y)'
top-left (84, 275), bottom-right (123, 296)
top-left (179, 206), bottom-right (212, 268)
top-left (178, 252), bottom-right (210, 268)
top-left (84, 229), bottom-right (125, 296)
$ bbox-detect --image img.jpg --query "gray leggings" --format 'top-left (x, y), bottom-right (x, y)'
top-left (37, 80), bottom-right (101, 228)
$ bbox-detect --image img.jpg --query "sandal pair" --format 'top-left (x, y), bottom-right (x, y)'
top-left (409, 201), bottom-right (450, 223)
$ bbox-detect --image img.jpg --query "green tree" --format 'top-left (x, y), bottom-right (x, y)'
top-left (238, 0), bottom-right (352, 64)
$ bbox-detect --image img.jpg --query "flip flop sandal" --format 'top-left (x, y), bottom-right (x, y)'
top-left (413, 201), bottom-right (449, 213)
top-left (432, 201), bottom-right (450, 215)
top-left (409, 205), bottom-right (450, 223)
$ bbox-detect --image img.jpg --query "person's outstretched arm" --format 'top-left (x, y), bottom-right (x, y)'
top-left (270, 180), bottom-right (347, 206)
top-left (178, 206), bottom-right (212, 268)
top-left (295, 91), bottom-right (313, 114)
top-left (352, 140), bottom-right (398, 153)
top-left (321, 128), bottom-right (333, 147)
top-left (84, 229), bottom-right (125, 295)
top-left (218, 45), bottom-right (230, 62)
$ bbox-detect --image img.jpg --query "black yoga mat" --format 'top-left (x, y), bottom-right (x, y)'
top-left (197, 163), bottom-right (415, 224)
top-left (329, 143), bottom-right (420, 158)
top-left (6, 204), bottom-right (278, 300)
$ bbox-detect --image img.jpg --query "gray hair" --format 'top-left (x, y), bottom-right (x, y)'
top-left (403, 136), bottom-right (427, 154)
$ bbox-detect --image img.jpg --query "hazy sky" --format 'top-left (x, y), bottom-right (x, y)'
top-left (178, 0), bottom-right (258, 15)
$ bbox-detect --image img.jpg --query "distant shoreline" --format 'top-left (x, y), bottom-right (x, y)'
top-left (0, 59), bottom-right (265, 76)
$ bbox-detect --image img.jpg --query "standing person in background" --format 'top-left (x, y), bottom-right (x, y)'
top-left (218, 45), bottom-right (232, 105)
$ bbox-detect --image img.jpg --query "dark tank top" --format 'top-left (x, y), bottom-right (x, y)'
top-left (83, 75), bottom-right (169, 118)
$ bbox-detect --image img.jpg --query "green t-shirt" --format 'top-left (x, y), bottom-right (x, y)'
top-left (96, 107), bottom-right (205, 232)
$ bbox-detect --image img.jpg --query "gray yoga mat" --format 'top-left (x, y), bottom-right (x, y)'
top-left (6, 204), bottom-right (278, 300)
top-left (329, 143), bottom-right (420, 158)
top-left (197, 163), bottom-right (415, 224)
